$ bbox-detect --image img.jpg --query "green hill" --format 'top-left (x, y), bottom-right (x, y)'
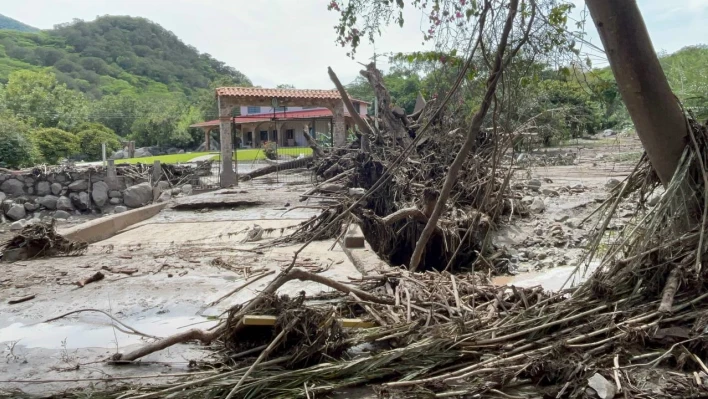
top-left (0, 15), bottom-right (250, 99)
top-left (0, 14), bottom-right (39, 33)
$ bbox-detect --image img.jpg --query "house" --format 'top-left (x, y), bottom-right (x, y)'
top-left (191, 89), bottom-right (369, 150)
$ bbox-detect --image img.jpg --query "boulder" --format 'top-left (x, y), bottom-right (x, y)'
top-left (181, 184), bottom-right (193, 195)
top-left (554, 215), bottom-right (569, 223)
top-left (167, 147), bottom-right (180, 154)
top-left (24, 202), bottom-right (39, 212)
top-left (171, 188), bottom-right (182, 195)
top-left (5, 203), bottom-right (26, 220)
top-left (70, 192), bottom-right (90, 211)
top-left (0, 192), bottom-right (5, 203)
top-left (68, 180), bottom-right (88, 191)
top-left (10, 220), bottom-right (26, 231)
top-left (36, 181), bottom-right (51, 196)
top-left (1, 179), bottom-right (25, 196)
top-left (529, 197), bottom-right (545, 213)
top-left (57, 196), bottom-right (74, 211)
top-left (156, 191), bottom-right (172, 203)
top-left (51, 182), bottom-right (62, 195)
top-left (53, 210), bottom-right (71, 219)
top-left (92, 181), bottom-right (109, 207)
top-left (527, 179), bottom-right (542, 189)
top-left (39, 195), bottom-right (59, 210)
top-left (157, 181), bottom-right (170, 191)
top-left (110, 149), bottom-right (125, 159)
top-left (134, 147), bottom-right (153, 158)
top-left (109, 197), bottom-right (122, 205)
top-left (108, 190), bottom-right (122, 198)
top-left (123, 182), bottom-right (153, 207)
top-left (541, 188), bottom-right (559, 197)
top-left (114, 206), bottom-right (128, 214)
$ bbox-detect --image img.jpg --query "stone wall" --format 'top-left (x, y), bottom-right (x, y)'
top-left (0, 165), bottom-right (192, 229)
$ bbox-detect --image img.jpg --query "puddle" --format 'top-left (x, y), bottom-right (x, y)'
top-left (0, 315), bottom-right (217, 350)
top-left (493, 262), bottom-right (600, 292)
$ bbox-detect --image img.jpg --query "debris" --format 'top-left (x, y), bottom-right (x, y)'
top-left (8, 294), bottom-right (35, 304)
top-left (2, 220), bottom-right (87, 259)
top-left (588, 373), bottom-right (617, 399)
top-left (529, 197), bottom-right (545, 213)
top-left (76, 271), bottom-right (105, 287)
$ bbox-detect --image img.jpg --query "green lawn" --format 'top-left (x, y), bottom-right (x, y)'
top-left (114, 147), bottom-right (313, 164)
top-left (114, 152), bottom-right (216, 165)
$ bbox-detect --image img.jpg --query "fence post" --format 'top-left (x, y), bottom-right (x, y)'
top-left (106, 159), bottom-right (119, 190)
top-left (152, 160), bottom-right (161, 185)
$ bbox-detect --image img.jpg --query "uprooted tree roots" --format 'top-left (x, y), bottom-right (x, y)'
top-left (1, 220), bottom-right (87, 259)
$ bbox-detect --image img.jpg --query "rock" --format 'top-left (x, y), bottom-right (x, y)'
top-left (529, 197), bottom-right (545, 213)
top-left (92, 181), bottom-right (109, 207)
top-left (109, 197), bottom-right (122, 205)
top-left (554, 215), bottom-right (569, 223)
top-left (5, 203), bottom-right (26, 220)
top-left (647, 194), bottom-right (661, 207)
top-left (134, 147), bottom-right (153, 158)
top-left (587, 373), bottom-right (616, 399)
top-left (70, 192), bottom-right (91, 210)
top-left (156, 191), bottom-right (172, 203)
top-left (167, 147), bottom-right (180, 154)
top-left (68, 180), bottom-right (88, 191)
top-left (39, 195), bottom-right (59, 210)
top-left (27, 187), bottom-right (34, 195)
top-left (123, 182), bottom-right (153, 207)
top-left (571, 184), bottom-right (586, 190)
top-left (157, 181), bottom-right (170, 191)
top-left (114, 206), bottom-right (128, 213)
top-left (542, 188), bottom-right (559, 197)
top-left (36, 181), bottom-right (51, 196)
top-left (527, 179), bottom-right (542, 189)
top-left (108, 190), bottom-right (122, 198)
top-left (605, 178), bottom-right (621, 190)
top-left (50, 182), bottom-right (62, 195)
top-left (534, 228), bottom-right (543, 236)
top-left (24, 202), bottom-right (39, 212)
top-left (53, 210), bottom-right (70, 219)
top-left (181, 184), bottom-right (193, 195)
top-left (10, 220), bottom-right (27, 231)
top-left (178, 149), bottom-right (185, 154)
top-left (521, 196), bottom-right (534, 205)
top-left (1, 179), bottom-right (25, 196)
top-left (171, 188), bottom-right (182, 195)
top-left (0, 192), bottom-right (4, 203)
top-left (57, 196), bottom-right (74, 211)
top-left (602, 129), bottom-right (616, 137)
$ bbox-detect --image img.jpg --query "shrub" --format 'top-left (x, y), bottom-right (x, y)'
top-left (31, 128), bottom-right (79, 164)
top-left (263, 141), bottom-right (278, 160)
top-left (76, 128), bottom-right (122, 161)
top-left (0, 116), bottom-right (37, 169)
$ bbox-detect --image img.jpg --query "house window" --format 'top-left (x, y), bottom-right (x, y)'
top-left (353, 102), bottom-right (361, 114)
top-left (246, 132), bottom-right (253, 144)
top-left (248, 106), bottom-right (261, 114)
top-left (260, 131), bottom-right (268, 141)
top-left (286, 129), bottom-right (294, 139)
top-left (271, 130), bottom-right (278, 141)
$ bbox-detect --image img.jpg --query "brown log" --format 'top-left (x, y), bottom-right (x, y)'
top-left (360, 63), bottom-right (410, 145)
top-left (382, 207), bottom-right (429, 225)
top-left (77, 271), bottom-right (104, 287)
top-left (112, 268), bottom-right (392, 362)
top-left (8, 294), bottom-right (35, 305)
top-left (239, 156), bottom-right (312, 181)
top-left (300, 170), bottom-right (352, 201)
top-left (658, 267), bottom-right (680, 313)
top-left (328, 67), bottom-right (373, 136)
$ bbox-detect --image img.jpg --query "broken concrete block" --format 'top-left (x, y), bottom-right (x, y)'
top-left (587, 373), bottom-right (616, 399)
top-left (344, 224), bottom-right (365, 248)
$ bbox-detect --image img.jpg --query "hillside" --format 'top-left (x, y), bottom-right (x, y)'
top-left (0, 14), bottom-right (39, 33)
top-left (0, 16), bottom-right (250, 99)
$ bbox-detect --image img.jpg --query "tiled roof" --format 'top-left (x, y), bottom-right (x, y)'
top-left (217, 87), bottom-right (342, 100)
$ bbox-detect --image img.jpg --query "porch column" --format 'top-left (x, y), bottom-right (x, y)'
top-left (219, 116), bottom-right (234, 187)
top-left (332, 101), bottom-right (346, 147)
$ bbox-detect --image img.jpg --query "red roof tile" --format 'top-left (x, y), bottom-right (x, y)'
top-left (217, 87), bottom-right (343, 100)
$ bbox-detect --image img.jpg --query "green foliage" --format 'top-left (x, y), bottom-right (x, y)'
top-left (0, 14), bottom-right (39, 33)
top-left (0, 113), bottom-right (37, 168)
top-left (0, 16), bottom-right (251, 99)
top-left (2, 69), bottom-right (88, 131)
top-left (31, 128), bottom-right (79, 164)
top-left (76, 124), bottom-right (122, 161)
top-left (660, 45), bottom-right (708, 119)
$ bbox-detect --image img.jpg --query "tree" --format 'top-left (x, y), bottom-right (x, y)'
top-left (74, 123), bottom-right (122, 161)
top-left (586, 1), bottom-right (687, 185)
top-left (0, 114), bottom-right (37, 169)
top-left (31, 128), bottom-right (79, 164)
top-left (3, 69), bottom-right (88, 131)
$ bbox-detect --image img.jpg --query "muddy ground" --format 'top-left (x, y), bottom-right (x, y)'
top-left (0, 135), bottom-right (644, 397)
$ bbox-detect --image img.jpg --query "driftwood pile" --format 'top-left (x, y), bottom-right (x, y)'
top-left (1, 220), bottom-right (87, 259)
top-left (287, 63), bottom-right (525, 273)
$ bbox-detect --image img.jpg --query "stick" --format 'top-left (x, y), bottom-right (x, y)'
top-left (300, 170), bottom-right (352, 201)
top-left (208, 270), bottom-right (274, 307)
top-left (76, 271), bottom-right (104, 287)
top-left (328, 67), bottom-right (373, 136)
top-left (8, 294), bottom-right (35, 304)
top-left (658, 267), bottom-right (680, 313)
top-left (613, 355), bottom-right (622, 393)
top-left (44, 308), bottom-right (160, 339)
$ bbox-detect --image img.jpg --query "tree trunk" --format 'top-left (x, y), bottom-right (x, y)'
top-left (239, 157), bottom-right (312, 181)
top-left (586, 0), bottom-right (688, 185)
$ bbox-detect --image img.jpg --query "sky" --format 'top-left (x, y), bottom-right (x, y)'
top-left (2, 0), bottom-right (708, 89)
